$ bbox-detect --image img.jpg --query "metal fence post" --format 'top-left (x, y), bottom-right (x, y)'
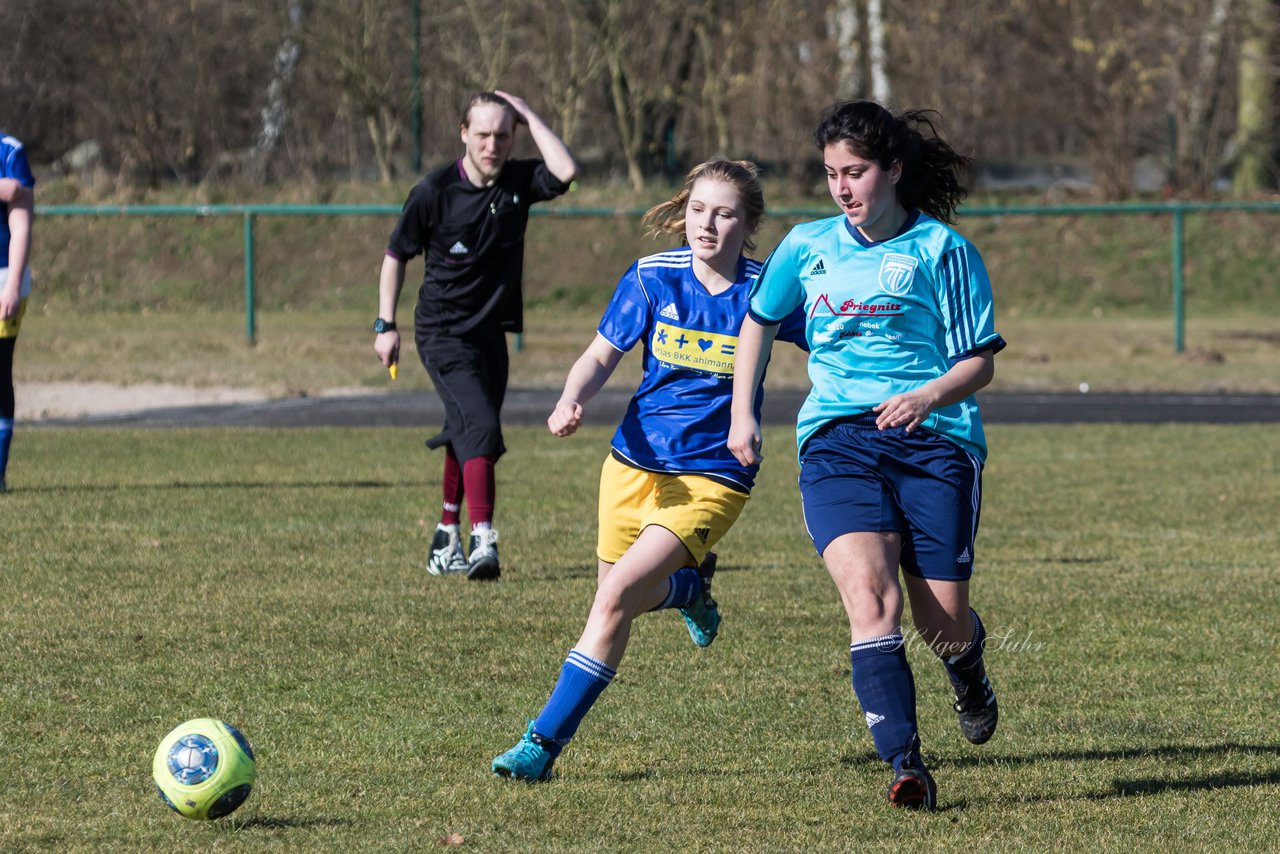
top-left (244, 211), bottom-right (257, 346)
top-left (1172, 206), bottom-right (1185, 354)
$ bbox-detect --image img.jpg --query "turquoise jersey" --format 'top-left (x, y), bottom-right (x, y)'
top-left (749, 211), bottom-right (1005, 462)
top-left (599, 247), bottom-right (807, 491)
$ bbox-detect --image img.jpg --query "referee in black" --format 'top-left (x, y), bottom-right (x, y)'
top-left (374, 90), bottom-right (577, 581)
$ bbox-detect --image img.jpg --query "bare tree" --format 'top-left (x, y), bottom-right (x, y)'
top-left (1233, 0), bottom-right (1278, 193)
top-left (303, 0), bottom-right (409, 183)
top-left (252, 0), bottom-right (309, 183)
top-left (596, 0), bottom-right (700, 189)
top-left (522, 0), bottom-right (607, 147)
top-left (830, 0), bottom-right (864, 97)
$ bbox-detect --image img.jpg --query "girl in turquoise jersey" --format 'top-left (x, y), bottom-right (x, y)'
top-left (729, 101), bottom-right (1005, 810)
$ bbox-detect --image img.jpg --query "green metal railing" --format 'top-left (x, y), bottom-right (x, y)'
top-left (39, 200), bottom-right (1280, 352)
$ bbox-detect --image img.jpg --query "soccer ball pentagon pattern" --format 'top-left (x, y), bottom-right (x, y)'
top-left (152, 718), bottom-right (257, 820)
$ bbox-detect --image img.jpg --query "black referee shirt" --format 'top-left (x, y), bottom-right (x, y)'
top-left (387, 158), bottom-right (570, 336)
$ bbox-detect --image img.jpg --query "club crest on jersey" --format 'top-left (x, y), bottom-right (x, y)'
top-left (878, 253), bottom-right (918, 294)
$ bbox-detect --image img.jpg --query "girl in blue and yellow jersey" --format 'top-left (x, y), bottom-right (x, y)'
top-left (730, 102), bottom-right (1006, 810)
top-left (491, 159), bottom-right (805, 781)
top-left (0, 132), bottom-right (36, 493)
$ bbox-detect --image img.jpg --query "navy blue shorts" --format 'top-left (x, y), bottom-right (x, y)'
top-left (799, 414), bottom-right (983, 581)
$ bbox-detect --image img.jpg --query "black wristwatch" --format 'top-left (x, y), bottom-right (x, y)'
top-left (373, 318), bottom-right (397, 333)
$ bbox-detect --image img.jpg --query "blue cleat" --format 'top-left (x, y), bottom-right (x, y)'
top-left (492, 722), bottom-right (557, 782)
top-left (678, 552), bottom-right (720, 648)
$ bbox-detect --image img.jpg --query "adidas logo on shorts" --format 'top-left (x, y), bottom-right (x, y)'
top-left (693, 527), bottom-right (710, 544)
top-left (865, 711), bottom-right (886, 727)
top-left (449, 241), bottom-right (470, 255)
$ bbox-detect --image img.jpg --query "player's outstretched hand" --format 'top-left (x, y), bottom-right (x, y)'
top-left (548, 400), bottom-right (584, 437)
top-left (727, 415), bottom-right (763, 466)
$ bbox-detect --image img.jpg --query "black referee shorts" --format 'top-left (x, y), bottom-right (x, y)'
top-left (416, 327), bottom-right (509, 462)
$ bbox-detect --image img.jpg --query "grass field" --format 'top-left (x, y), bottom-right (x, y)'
top-left (2, 424), bottom-right (1277, 851)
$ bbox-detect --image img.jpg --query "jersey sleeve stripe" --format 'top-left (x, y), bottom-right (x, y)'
top-left (943, 247), bottom-right (975, 355)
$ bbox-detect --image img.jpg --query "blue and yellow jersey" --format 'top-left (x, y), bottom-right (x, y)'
top-left (1, 133), bottom-right (36, 293)
top-left (599, 247), bottom-right (806, 492)
top-left (749, 211), bottom-right (1005, 462)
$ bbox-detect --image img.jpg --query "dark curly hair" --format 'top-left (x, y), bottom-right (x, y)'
top-left (813, 100), bottom-right (971, 224)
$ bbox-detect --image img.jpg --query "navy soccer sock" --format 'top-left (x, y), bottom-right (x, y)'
top-left (648, 566), bottom-right (701, 611)
top-left (940, 608), bottom-right (987, 689)
top-left (532, 650), bottom-right (617, 753)
top-left (849, 634), bottom-right (919, 771)
top-left (0, 417), bottom-right (12, 482)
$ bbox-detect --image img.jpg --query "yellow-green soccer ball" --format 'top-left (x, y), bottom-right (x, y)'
top-left (152, 718), bottom-right (256, 820)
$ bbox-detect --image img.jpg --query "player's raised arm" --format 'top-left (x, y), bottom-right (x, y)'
top-left (548, 333), bottom-right (624, 437)
top-left (494, 90), bottom-right (578, 185)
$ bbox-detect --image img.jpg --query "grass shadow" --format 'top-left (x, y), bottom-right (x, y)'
top-left (232, 815), bottom-right (355, 830)
top-left (939, 741), bottom-right (1280, 769)
top-left (941, 742), bottom-right (1280, 807)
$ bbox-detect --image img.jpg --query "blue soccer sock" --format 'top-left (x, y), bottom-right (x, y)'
top-left (940, 608), bottom-right (987, 688)
top-left (0, 417), bottom-right (13, 482)
top-left (648, 566), bottom-right (702, 611)
top-left (849, 634), bottom-right (919, 771)
top-left (532, 649), bottom-right (617, 753)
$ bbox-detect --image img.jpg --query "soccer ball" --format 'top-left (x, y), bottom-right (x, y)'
top-left (152, 718), bottom-right (257, 820)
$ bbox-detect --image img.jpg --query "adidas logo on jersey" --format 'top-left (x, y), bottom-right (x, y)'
top-left (693, 527), bottom-right (711, 544)
top-left (449, 241), bottom-right (470, 255)
top-left (809, 259), bottom-right (826, 276)
top-left (865, 711), bottom-right (886, 728)
top-left (957, 548), bottom-right (972, 564)
top-left (659, 302), bottom-right (680, 320)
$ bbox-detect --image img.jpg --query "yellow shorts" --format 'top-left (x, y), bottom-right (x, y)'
top-left (596, 454), bottom-right (749, 566)
top-left (0, 298), bottom-right (26, 339)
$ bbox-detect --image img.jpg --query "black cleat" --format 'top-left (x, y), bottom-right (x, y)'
top-left (951, 663), bottom-right (998, 745)
top-left (466, 527), bottom-right (501, 580)
top-left (887, 739), bottom-right (936, 810)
